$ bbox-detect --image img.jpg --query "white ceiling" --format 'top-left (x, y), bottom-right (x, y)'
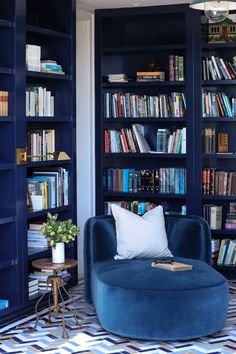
top-left (77, 0), bottom-right (190, 10)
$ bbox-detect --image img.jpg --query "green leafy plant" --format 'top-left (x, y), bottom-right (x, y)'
top-left (39, 213), bottom-right (80, 248)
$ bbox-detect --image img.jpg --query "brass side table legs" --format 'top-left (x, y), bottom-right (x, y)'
top-left (21, 276), bottom-right (78, 339)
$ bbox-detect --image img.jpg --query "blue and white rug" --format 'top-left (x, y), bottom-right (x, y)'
top-left (0, 280), bottom-right (236, 354)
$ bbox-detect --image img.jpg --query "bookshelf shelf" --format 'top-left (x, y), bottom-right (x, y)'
top-left (104, 153), bottom-right (186, 159)
top-left (201, 42), bottom-right (236, 49)
top-left (0, 215), bottom-right (15, 225)
top-left (211, 229), bottom-right (236, 236)
top-left (0, 67), bottom-right (14, 75)
top-left (104, 192), bottom-right (186, 199)
top-left (203, 154), bottom-right (236, 159)
top-left (103, 44), bottom-right (185, 55)
top-left (26, 25), bottom-right (71, 39)
top-left (202, 195), bottom-right (236, 200)
top-left (0, 259), bottom-right (15, 271)
top-left (0, 19), bottom-right (14, 28)
top-left (27, 159), bottom-right (72, 167)
top-left (104, 118), bottom-right (186, 123)
top-left (214, 264), bottom-right (236, 271)
top-left (27, 205), bottom-right (72, 219)
top-left (202, 118), bottom-right (236, 122)
top-left (0, 116), bottom-right (14, 122)
top-left (26, 116), bottom-right (72, 122)
top-left (103, 81), bottom-right (186, 88)
top-left (28, 248), bottom-right (51, 261)
top-left (202, 80), bottom-right (236, 86)
top-left (26, 71), bottom-right (72, 81)
top-left (0, 163), bottom-right (14, 171)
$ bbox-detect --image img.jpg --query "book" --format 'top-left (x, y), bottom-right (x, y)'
top-left (151, 261), bottom-right (192, 271)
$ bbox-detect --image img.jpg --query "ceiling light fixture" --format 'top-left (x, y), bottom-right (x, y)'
top-left (190, 0), bottom-right (236, 23)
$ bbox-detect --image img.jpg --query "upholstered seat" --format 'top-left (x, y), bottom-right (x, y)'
top-left (84, 215), bottom-right (229, 340)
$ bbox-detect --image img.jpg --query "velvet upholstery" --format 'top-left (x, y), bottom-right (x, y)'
top-left (84, 214), bottom-right (229, 340)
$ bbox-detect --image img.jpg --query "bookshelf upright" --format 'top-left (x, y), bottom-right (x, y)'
top-left (0, 0), bottom-right (77, 323)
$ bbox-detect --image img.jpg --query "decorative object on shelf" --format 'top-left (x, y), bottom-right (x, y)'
top-left (190, 0), bottom-right (236, 23)
top-left (16, 148), bottom-right (71, 165)
top-left (147, 56), bottom-right (160, 72)
top-left (208, 15), bottom-right (236, 42)
top-left (38, 213), bottom-right (80, 264)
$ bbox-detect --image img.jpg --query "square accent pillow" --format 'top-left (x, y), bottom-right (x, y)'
top-left (111, 204), bottom-right (173, 260)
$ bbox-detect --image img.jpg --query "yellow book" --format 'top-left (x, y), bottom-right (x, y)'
top-left (151, 261), bottom-right (193, 271)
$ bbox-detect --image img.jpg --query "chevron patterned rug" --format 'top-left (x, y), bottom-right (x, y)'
top-left (0, 280), bottom-right (236, 354)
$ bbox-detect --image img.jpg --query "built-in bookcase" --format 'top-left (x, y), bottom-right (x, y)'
top-left (0, 0), bottom-right (76, 323)
top-left (95, 5), bottom-right (236, 279)
top-left (95, 5), bottom-right (196, 220)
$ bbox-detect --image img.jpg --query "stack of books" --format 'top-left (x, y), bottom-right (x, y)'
top-left (136, 71), bottom-right (165, 82)
top-left (202, 128), bottom-right (228, 154)
top-left (217, 239), bottom-right (236, 266)
top-left (26, 86), bottom-right (54, 117)
top-left (41, 60), bottom-right (65, 75)
top-left (104, 124), bottom-right (151, 153)
top-left (225, 203), bottom-right (236, 230)
top-left (202, 90), bottom-right (235, 117)
top-left (0, 91), bottom-right (8, 116)
top-left (29, 269), bottom-right (71, 292)
top-left (27, 167), bottom-right (69, 211)
top-left (156, 128), bottom-right (186, 154)
top-left (202, 169), bottom-right (236, 196)
top-left (202, 55), bottom-right (236, 80)
top-left (211, 239), bottom-right (220, 266)
top-left (104, 168), bottom-right (186, 194)
top-left (26, 44), bottom-right (41, 72)
top-left (169, 55), bottom-right (185, 81)
top-left (27, 222), bottom-right (49, 249)
top-left (0, 299), bottom-right (9, 310)
top-left (107, 73), bottom-right (128, 83)
top-left (28, 278), bottom-right (39, 298)
top-left (104, 92), bottom-right (186, 118)
top-left (203, 204), bottom-right (222, 230)
top-left (27, 129), bottom-right (55, 160)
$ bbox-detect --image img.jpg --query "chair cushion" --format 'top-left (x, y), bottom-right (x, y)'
top-left (91, 257), bottom-right (228, 340)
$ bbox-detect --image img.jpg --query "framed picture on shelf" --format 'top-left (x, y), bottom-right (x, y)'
top-left (207, 15), bottom-right (236, 43)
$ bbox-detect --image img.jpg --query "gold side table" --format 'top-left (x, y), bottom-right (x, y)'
top-left (25, 258), bottom-right (78, 339)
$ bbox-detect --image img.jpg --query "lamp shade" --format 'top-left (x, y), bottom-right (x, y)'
top-left (190, 0), bottom-right (236, 10)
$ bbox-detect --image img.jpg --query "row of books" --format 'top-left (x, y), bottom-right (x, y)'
top-left (202, 91), bottom-right (236, 117)
top-left (0, 91), bottom-right (8, 116)
top-left (203, 204), bottom-right (222, 230)
top-left (105, 200), bottom-right (187, 216)
top-left (104, 92), bottom-right (186, 119)
top-left (26, 44), bottom-right (65, 75)
top-left (202, 55), bottom-right (236, 80)
top-left (29, 269), bottom-right (70, 294)
top-left (27, 168), bottom-right (69, 211)
top-left (169, 55), bottom-right (185, 81)
top-left (27, 129), bottom-right (55, 161)
top-left (212, 238), bottom-right (236, 266)
top-left (156, 128), bottom-right (186, 154)
top-left (202, 128), bottom-right (228, 154)
top-left (26, 86), bottom-right (55, 117)
top-left (27, 222), bottom-right (48, 249)
top-left (104, 168), bottom-right (186, 194)
top-left (104, 124), bottom-right (151, 153)
top-left (136, 71), bottom-right (165, 82)
top-left (202, 169), bottom-right (236, 196)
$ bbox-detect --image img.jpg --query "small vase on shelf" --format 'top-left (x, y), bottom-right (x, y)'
top-left (52, 242), bottom-right (65, 264)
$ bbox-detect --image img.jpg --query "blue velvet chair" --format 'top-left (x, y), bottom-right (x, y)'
top-left (84, 214), bottom-right (229, 340)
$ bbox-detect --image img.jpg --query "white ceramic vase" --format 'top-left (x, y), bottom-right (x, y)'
top-left (52, 242), bottom-right (65, 263)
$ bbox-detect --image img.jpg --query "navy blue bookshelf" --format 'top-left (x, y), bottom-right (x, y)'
top-left (95, 4), bottom-right (236, 278)
top-left (0, 0), bottom-right (76, 324)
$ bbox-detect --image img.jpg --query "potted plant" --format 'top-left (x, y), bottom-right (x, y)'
top-left (39, 213), bottom-right (80, 263)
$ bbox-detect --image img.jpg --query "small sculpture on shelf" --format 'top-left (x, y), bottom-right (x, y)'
top-left (147, 56), bottom-right (160, 72)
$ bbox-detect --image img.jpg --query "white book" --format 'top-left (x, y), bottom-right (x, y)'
top-left (26, 91), bottom-right (30, 116)
top-left (211, 56), bottom-right (222, 80)
top-left (210, 205), bottom-right (222, 230)
top-left (132, 124), bottom-right (151, 153)
top-left (31, 195), bottom-right (43, 211)
top-left (181, 127), bottom-right (187, 154)
top-left (38, 87), bottom-right (44, 116)
top-left (46, 91), bottom-right (51, 116)
top-left (43, 88), bottom-right (47, 116)
top-left (29, 91), bottom-right (35, 116)
top-left (50, 96), bottom-right (54, 116)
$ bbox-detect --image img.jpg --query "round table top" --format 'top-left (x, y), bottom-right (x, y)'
top-left (32, 258), bottom-right (77, 271)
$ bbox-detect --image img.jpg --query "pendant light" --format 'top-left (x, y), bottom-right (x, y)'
top-left (190, 1), bottom-right (236, 23)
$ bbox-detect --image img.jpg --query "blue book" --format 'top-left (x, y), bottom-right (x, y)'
top-left (0, 299), bottom-right (9, 310)
top-left (122, 169), bottom-right (129, 193)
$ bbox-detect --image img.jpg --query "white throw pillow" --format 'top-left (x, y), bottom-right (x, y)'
top-left (111, 204), bottom-right (173, 260)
